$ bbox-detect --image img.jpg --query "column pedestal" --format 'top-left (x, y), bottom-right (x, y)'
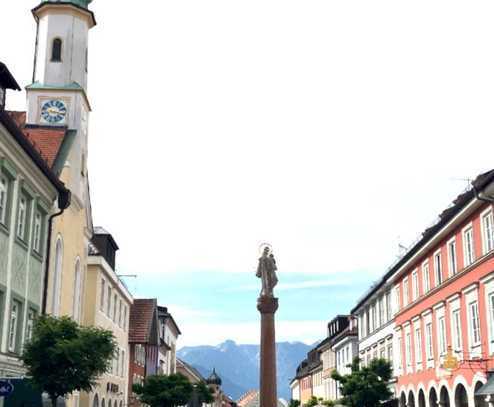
top-left (257, 296), bottom-right (279, 407)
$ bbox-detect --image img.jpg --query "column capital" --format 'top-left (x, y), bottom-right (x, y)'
top-left (257, 296), bottom-right (279, 314)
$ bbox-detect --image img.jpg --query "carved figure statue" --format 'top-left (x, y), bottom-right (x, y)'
top-left (256, 246), bottom-right (278, 297)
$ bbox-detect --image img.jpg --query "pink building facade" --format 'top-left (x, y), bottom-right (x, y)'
top-left (392, 171), bottom-right (494, 407)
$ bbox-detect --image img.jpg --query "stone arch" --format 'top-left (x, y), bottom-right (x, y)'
top-left (93, 394), bottom-right (99, 407)
top-left (474, 381), bottom-right (488, 407)
top-left (101, 398), bottom-right (105, 407)
top-left (440, 386), bottom-right (451, 407)
top-left (429, 386), bottom-right (439, 407)
top-left (408, 390), bottom-right (416, 407)
top-left (400, 391), bottom-right (407, 407)
top-left (455, 383), bottom-right (469, 407)
top-left (418, 388), bottom-right (426, 407)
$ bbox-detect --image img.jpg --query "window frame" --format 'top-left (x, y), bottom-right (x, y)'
top-left (451, 308), bottom-right (462, 352)
top-left (422, 261), bottom-right (430, 294)
top-left (0, 174), bottom-right (9, 226)
top-left (447, 237), bottom-right (458, 276)
top-left (425, 322), bottom-right (434, 361)
top-left (51, 38), bottom-right (63, 62)
top-left (16, 193), bottom-right (29, 242)
top-left (403, 277), bottom-right (409, 306)
top-left (481, 208), bottom-right (494, 255)
top-left (469, 300), bottom-right (481, 347)
top-left (8, 300), bottom-right (21, 353)
top-left (438, 316), bottom-right (447, 356)
top-left (414, 325), bottom-right (422, 369)
top-left (463, 224), bottom-right (475, 267)
top-left (434, 250), bottom-right (442, 287)
top-left (412, 269), bottom-right (419, 301)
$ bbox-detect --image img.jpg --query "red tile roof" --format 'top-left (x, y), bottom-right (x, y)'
top-left (5, 111), bottom-right (65, 168)
top-left (129, 298), bottom-right (157, 343)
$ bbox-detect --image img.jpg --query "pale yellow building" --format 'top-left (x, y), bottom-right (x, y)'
top-left (80, 227), bottom-right (133, 407)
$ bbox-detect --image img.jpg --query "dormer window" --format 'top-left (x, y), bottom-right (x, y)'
top-left (51, 38), bottom-right (62, 62)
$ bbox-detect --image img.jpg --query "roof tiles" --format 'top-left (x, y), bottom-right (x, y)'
top-left (129, 298), bottom-right (157, 343)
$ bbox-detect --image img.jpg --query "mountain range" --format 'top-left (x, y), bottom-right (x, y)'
top-left (177, 340), bottom-right (312, 401)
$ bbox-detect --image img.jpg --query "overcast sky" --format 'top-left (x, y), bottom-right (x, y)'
top-left (2, 0), bottom-right (494, 347)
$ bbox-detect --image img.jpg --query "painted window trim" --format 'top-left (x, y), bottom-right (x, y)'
top-left (447, 236), bottom-right (458, 277)
top-left (481, 207), bottom-right (494, 255)
top-left (462, 222), bottom-right (475, 267)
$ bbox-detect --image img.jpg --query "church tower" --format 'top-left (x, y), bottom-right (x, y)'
top-left (26, 0), bottom-right (96, 202)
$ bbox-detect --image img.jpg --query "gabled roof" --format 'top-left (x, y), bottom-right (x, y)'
top-left (0, 110), bottom-right (70, 209)
top-left (158, 305), bottom-right (182, 335)
top-left (6, 111), bottom-right (69, 172)
top-left (129, 298), bottom-right (159, 344)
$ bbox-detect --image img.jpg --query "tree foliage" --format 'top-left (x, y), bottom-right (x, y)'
top-left (304, 396), bottom-right (321, 407)
top-left (132, 374), bottom-right (194, 407)
top-left (331, 357), bottom-right (393, 407)
top-left (195, 381), bottom-right (214, 404)
top-left (22, 315), bottom-right (117, 407)
top-left (289, 399), bottom-right (301, 407)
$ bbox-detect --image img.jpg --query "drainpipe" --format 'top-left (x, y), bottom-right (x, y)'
top-left (42, 191), bottom-right (71, 314)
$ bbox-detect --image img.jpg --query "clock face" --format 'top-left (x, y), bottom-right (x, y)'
top-left (40, 99), bottom-right (67, 124)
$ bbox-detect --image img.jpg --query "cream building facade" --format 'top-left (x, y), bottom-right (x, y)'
top-left (80, 228), bottom-right (133, 407)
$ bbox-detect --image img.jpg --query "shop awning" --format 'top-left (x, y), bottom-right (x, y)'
top-left (475, 376), bottom-right (494, 396)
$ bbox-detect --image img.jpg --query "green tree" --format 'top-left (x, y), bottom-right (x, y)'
top-left (304, 396), bottom-right (320, 407)
top-left (132, 374), bottom-right (194, 407)
top-left (22, 315), bottom-right (117, 407)
top-left (289, 399), bottom-right (301, 407)
top-left (331, 357), bottom-right (393, 407)
top-left (195, 381), bottom-right (214, 404)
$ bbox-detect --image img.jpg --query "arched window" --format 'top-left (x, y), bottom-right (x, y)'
top-left (73, 258), bottom-right (82, 322)
top-left (52, 237), bottom-right (63, 316)
top-left (93, 395), bottom-right (99, 407)
top-left (51, 38), bottom-right (62, 62)
top-left (101, 399), bottom-right (105, 407)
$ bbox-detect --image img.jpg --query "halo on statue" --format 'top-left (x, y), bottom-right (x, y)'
top-left (258, 242), bottom-right (273, 256)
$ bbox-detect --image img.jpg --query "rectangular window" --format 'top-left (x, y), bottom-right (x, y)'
top-left (107, 286), bottom-right (112, 316)
top-left (452, 309), bottom-right (462, 351)
top-left (438, 316), bottom-right (447, 355)
top-left (123, 306), bottom-right (127, 331)
top-left (482, 211), bottom-right (494, 254)
top-left (425, 322), bottom-right (433, 360)
top-left (33, 211), bottom-right (42, 253)
top-left (405, 332), bottom-right (412, 367)
top-left (100, 279), bottom-right (105, 311)
top-left (0, 175), bottom-right (8, 225)
top-left (423, 262), bottom-right (430, 293)
top-left (412, 270), bottom-right (419, 301)
top-left (26, 309), bottom-right (36, 342)
top-left (395, 285), bottom-right (401, 313)
top-left (16, 195), bottom-right (27, 240)
top-left (113, 294), bottom-right (117, 322)
top-left (118, 300), bottom-right (123, 327)
top-left (372, 303), bottom-right (377, 331)
top-left (469, 301), bottom-right (481, 346)
top-left (387, 343), bottom-right (393, 362)
top-left (403, 278), bottom-right (409, 306)
top-left (464, 227), bottom-right (475, 267)
top-left (386, 291), bottom-right (392, 321)
top-left (448, 239), bottom-right (457, 276)
top-left (415, 327), bottom-right (422, 366)
top-left (379, 297), bottom-right (385, 326)
top-left (8, 301), bottom-right (19, 352)
top-left (434, 252), bottom-right (442, 286)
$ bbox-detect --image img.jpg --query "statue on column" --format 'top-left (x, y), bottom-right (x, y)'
top-left (256, 246), bottom-right (278, 297)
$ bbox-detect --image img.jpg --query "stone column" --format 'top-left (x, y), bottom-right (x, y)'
top-left (257, 296), bottom-right (279, 407)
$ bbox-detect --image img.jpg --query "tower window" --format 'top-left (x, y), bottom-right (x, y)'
top-left (51, 38), bottom-right (62, 62)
